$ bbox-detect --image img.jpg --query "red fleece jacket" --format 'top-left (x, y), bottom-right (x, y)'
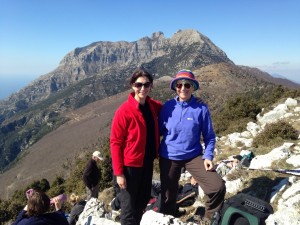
top-left (110, 92), bottom-right (162, 175)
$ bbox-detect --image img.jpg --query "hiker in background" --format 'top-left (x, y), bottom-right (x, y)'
top-left (82, 151), bottom-right (103, 200)
top-left (68, 193), bottom-right (86, 225)
top-left (110, 67), bottom-right (162, 225)
top-left (159, 69), bottom-right (226, 221)
top-left (13, 189), bottom-right (68, 225)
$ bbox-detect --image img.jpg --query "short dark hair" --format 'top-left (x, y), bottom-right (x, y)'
top-left (27, 190), bottom-right (50, 217)
top-left (129, 68), bottom-right (153, 85)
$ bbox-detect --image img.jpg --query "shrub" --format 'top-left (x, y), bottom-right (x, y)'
top-left (27, 179), bottom-right (50, 192)
top-left (0, 199), bottom-right (11, 223)
top-left (47, 176), bottom-right (66, 198)
top-left (212, 94), bottom-right (261, 135)
top-left (95, 137), bottom-right (113, 191)
top-left (63, 155), bottom-right (87, 195)
top-left (253, 121), bottom-right (298, 147)
top-left (2, 189), bottom-right (27, 222)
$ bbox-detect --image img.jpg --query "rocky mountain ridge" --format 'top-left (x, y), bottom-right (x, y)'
top-left (0, 29), bottom-right (231, 115)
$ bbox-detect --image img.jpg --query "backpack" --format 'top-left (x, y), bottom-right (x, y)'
top-left (212, 193), bottom-right (273, 225)
top-left (76, 198), bottom-right (106, 225)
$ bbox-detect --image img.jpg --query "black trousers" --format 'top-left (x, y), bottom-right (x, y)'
top-left (119, 160), bottom-right (154, 225)
top-left (159, 155), bottom-right (226, 219)
top-left (85, 183), bottom-right (99, 200)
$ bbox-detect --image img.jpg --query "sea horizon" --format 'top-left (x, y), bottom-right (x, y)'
top-left (0, 75), bottom-right (37, 100)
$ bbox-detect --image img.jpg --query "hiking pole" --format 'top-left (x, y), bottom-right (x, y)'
top-left (176, 192), bottom-right (196, 204)
top-left (248, 168), bottom-right (300, 176)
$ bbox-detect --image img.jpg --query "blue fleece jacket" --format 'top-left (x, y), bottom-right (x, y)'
top-left (159, 95), bottom-right (216, 161)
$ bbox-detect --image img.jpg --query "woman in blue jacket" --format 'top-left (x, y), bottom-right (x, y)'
top-left (13, 190), bottom-right (68, 225)
top-left (159, 69), bottom-right (226, 221)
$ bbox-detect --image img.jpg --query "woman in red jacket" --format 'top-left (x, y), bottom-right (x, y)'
top-left (110, 68), bottom-right (162, 225)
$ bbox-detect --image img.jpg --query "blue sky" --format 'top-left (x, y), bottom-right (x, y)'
top-left (0, 0), bottom-right (300, 98)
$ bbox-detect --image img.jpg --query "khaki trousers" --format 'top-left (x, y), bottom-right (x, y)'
top-left (159, 155), bottom-right (226, 219)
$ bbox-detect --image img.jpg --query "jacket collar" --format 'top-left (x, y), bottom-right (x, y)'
top-left (128, 92), bottom-right (150, 109)
top-left (175, 95), bottom-right (195, 107)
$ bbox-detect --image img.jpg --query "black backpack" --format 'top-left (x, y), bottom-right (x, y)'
top-left (212, 193), bottom-right (273, 225)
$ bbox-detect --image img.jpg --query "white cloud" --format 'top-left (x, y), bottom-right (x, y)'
top-left (272, 61), bottom-right (290, 65)
top-left (254, 61), bottom-right (300, 84)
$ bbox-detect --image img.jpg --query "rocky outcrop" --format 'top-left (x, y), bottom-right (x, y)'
top-left (218, 97), bottom-right (300, 149)
top-left (213, 97), bottom-right (300, 224)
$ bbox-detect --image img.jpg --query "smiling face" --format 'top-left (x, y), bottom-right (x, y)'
top-left (175, 79), bottom-right (193, 102)
top-left (132, 76), bottom-right (152, 104)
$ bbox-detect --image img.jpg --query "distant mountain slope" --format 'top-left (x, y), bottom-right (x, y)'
top-left (0, 90), bottom-right (129, 198)
top-left (189, 63), bottom-right (300, 110)
top-left (239, 66), bottom-right (300, 89)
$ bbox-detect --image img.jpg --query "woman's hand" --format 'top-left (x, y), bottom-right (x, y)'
top-left (53, 197), bottom-right (63, 211)
top-left (204, 159), bottom-right (214, 171)
top-left (117, 174), bottom-right (127, 189)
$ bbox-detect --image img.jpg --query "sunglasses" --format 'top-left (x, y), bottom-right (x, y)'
top-left (133, 82), bottom-right (151, 88)
top-left (176, 83), bottom-right (191, 89)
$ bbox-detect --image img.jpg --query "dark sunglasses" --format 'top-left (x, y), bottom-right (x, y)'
top-left (133, 82), bottom-right (151, 88)
top-left (176, 83), bottom-right (191, 89)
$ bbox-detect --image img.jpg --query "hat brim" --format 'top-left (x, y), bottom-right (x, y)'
top-left (170, 77), bottom-right (199, 91)
top-left (96, 156), bottom-right (103, 161)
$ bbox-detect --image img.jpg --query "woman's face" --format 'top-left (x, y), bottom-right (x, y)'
top-left (132, 76), bottom-right (152, 103)
top-left (175, 80), bottom-right (193, 102)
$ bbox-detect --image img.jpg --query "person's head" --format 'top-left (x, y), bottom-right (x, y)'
top-left (27, 190), bottom-right (50, 217)
top-left (92, 151), bottom-right (103, 162)
top-left (69, 193), bottom-right (80, 205)
top-left (130, 68), bottom-right (153, 102)
top-left (170, 69), bottom-right (199, 102)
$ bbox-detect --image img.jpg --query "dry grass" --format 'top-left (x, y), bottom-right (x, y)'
top-left (270, 159), bottom-right (295, 170)
top-left (214, 146), bottom-right (241, 164)
top-left (224, 164), bottom-right (289, 205)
